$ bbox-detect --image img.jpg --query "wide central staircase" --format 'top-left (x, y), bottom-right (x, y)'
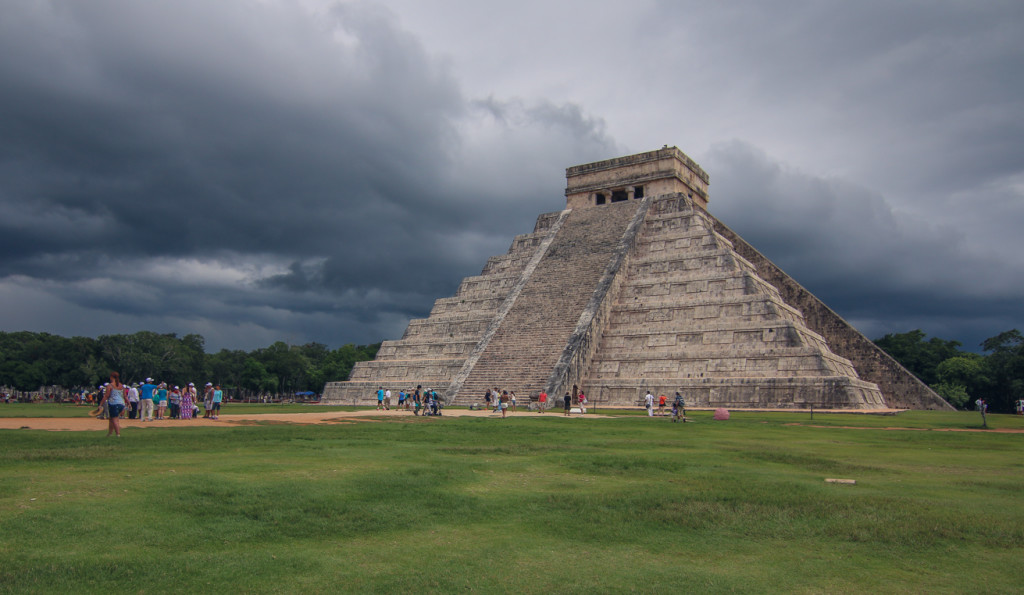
top-left (450, 200), bottom-right (641, 403)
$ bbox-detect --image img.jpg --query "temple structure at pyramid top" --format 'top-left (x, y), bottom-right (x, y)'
top-left (565, 145), bottom-right (710, 209)
top-left (322, 147), bottom-right (951, 411)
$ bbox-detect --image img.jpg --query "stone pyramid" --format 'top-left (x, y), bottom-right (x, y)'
top-left (322, 147), bottom-right (951, 410)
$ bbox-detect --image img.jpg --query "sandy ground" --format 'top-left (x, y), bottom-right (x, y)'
top-left (0, 407), bottom-right (577, 431)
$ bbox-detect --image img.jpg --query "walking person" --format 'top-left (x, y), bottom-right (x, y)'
top-left (212, 385), bottom-right (223, 419)
top-left (645, 391), bottom-right (654, 417)
top-left (376, 387), bottom-right (384, 410)
top-left (139, 378), bottom-right (157, 422)
top-left (155, 383), bottom-right (168, 420)
top-left (99, 372), bottom-right (127, 437)
top-left (127, 383), bottom-right (140, 419)
top-left (578, 391), bottom-right (587, 415)
top-left (658, 394), bottom-right (667, 416)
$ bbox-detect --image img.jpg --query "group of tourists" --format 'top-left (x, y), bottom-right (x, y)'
top-left (96, 373), bottom-right (225, 436)
top-left (483, 387), bottom-right (519, 418)
top-left (644, 390), bottom-right (687, 422)
top-left (376, 386), bottom-right (443, 416)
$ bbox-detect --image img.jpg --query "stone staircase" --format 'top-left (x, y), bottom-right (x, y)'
top-left (450, 200), bottom-right (642, 404)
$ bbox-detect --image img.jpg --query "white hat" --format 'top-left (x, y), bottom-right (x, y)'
top-left (145, 377), bottom-right (154, 383)
top-left (205, 382), bottom-right (212, 386)
top-left (188, 382), bottom-right (194, 386)
top-left (174, 386), bottom-right (179, 389)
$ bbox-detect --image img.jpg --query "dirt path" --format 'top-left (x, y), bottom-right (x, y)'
top-left (0, 407), bottom-right (578, 431)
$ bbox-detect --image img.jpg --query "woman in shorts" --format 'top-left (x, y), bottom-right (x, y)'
top-left (500, 391), bottom-right (509, 418)
top-left (100, 372), bottom-right (127, 437)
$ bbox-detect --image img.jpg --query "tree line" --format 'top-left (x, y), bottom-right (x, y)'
top-left (0, 331), bottom-right (379, 400)
top-left (874, 329), bottom-right (1023, 412)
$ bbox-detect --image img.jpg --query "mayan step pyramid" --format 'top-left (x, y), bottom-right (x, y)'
top-left (322, 147), bottom-right (951, 410)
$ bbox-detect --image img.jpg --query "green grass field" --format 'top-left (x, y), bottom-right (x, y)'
top-left (1, 410), bottom-right (1022, 593)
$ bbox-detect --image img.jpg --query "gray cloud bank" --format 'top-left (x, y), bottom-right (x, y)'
top-left (0, 0), bottom-right (1020, 352)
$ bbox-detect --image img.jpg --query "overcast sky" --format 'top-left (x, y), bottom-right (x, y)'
top-left (2, 0), bottom-right (1022, 352)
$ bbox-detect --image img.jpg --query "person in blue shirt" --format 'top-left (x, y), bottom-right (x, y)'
top-left (139, 378), bottom-right (157, 422)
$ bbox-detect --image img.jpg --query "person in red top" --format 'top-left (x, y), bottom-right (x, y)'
top-left (658, 394), bottom-right (667, 416)
top-left (538, 391), bottom-right (547, 413)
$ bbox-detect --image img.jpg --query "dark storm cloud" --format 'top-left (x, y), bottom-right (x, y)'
top-left (706, 141), bottom-right (1024, 349)
top-left (0, 0), bottom-right (615, 349)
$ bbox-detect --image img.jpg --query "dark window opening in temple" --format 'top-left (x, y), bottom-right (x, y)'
top-left (611, 190), bottom-right (628, 202)
top-left (634, 186), bottom-right (644, 199)
top-left (595, 193), bottom-right (606, 205)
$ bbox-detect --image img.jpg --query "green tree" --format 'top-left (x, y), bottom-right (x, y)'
top-left (978, 330), bottom-right (1024, 412)
top-left (874, 330), bottom-right (963, 385)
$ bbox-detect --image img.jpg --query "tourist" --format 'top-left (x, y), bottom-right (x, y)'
top-left (500, 390), bottom-right (509, 418)
top-left (376, 387), bottom-right (384, 410)
top-left (398, 390), bottom-right (406, 410)
top-left (578, 391), bottom-right (587, 415)
top-left (492, 387), bottom-right (501, 413)
top-left (483, 389), bottom-right (492, 411)
top-left (139, 378), bottom-right (156, 422)
top-left (563, 392), bottom-right (572, 416)
top-left (671, 401), bottom-right (680, 423)
top-left (658, 394), bottom-right (667, 416)
top-left (384, 388), bottom-right (391, 410)
top-left (127, 383), bottom-right (140, 419)
top-left (538, 390), bottom-right (547, 413)
top-left (203, 383), bottom-right (214, 418)
top-left (213, 385), bottom-right (223, 419)
top-left (156, 383), bottom-right (168, 420)
top-left (674, 392), bottom-right (686, 420)
top-left (98, 384), bottom-right (109, 419)
top-left (645, 391), bottom-right (654, 416)
top-left (509, 391), bottom-right (517, 413)
top-left (168, 386), bottom-right (181, 419)
top-left (99, 372), bottom-right (127, 437)
top-left (181, 383), bottom-right (194, 420)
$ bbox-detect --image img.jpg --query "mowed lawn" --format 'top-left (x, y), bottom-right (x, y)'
top-left (1, 410), bottom-right (1022, 594)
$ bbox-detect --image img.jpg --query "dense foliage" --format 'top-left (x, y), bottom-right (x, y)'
top-left (0, 331), bottom-right (379, 399)
top-left (874, 329), bottom-right (1024, 412)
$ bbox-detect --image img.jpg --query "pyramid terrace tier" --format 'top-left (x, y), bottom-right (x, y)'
top-left (373, 338), bottom-right (480, 361)
top-left (607, 295), bottom-right (807, 329)
top-left (345, 357), bottom-right (464, 384)
top-left (586, 347), bottom-right (860, 379)
top-left (578, 377), bottom-right (887, 409)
